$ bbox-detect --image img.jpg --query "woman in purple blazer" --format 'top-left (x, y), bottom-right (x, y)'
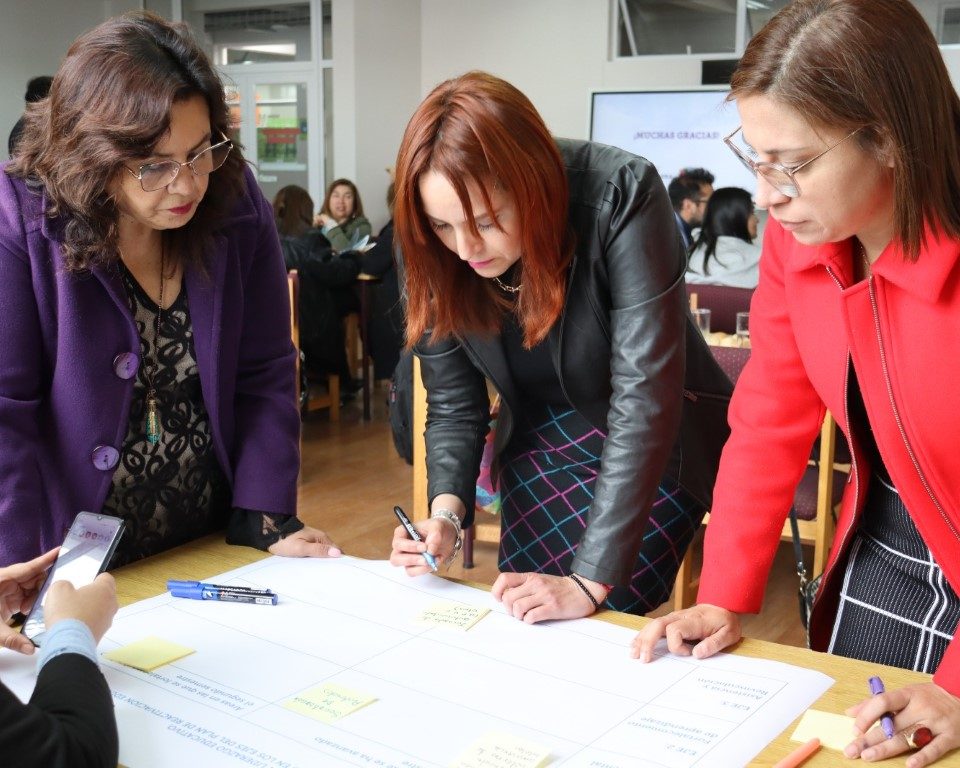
top-left (0, 12), bottom-right (340, 568)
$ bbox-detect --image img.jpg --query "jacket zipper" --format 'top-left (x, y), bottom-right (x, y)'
top-left (863, 272), bottom-right (960, 541)
top-left (820, 266), bottom-right (861, 593)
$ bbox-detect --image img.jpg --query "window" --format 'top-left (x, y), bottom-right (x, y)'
top-left (615, 0), bottom-right (738, 56)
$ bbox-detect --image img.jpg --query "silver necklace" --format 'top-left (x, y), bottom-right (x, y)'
top-left (493, 275), bottom-right (521, 294)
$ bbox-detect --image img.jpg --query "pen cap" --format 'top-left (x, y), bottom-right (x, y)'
top-left (167, 580), bottom-right (200, 591)
top-left (168, 583), bottom-right (206, 600)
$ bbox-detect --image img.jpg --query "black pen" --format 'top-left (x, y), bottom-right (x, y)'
top-left (393, 506), bottom-right (438, 571)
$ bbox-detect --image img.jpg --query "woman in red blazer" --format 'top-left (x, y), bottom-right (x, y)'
top-left (635, 1), bottom-right (960, 765)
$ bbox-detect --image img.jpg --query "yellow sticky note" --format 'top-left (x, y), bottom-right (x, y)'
top-left (416, 601), bottom-right (490, 631)
top-left (791, 709), bottom-right (857, 751)
top-left (450, 732), bottom-right (552, 768)
top-left (103, 636), bottom-right (195, 672)
top-left (283, 683), bottom-right (377, 723)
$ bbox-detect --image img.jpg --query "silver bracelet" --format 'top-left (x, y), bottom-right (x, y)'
top-left (431, 508), bottom-right (463, 562)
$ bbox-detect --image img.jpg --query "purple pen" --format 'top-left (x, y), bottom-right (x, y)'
top-left (868, 676), bottom-right (896, 739)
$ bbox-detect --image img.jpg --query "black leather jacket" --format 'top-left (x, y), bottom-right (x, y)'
top-left (415, 139), bottom-right (732, 586)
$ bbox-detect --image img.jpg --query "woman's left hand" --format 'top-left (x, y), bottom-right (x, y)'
top-left (844, 682), bottom-right (960, 767)
top-left (491, 572), bottom-right (607, 624)
top-left (268, 525), bottom-right (342, 558)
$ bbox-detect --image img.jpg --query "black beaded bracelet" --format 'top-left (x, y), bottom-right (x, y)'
top-left (568, 573), bottom-right (601, 612)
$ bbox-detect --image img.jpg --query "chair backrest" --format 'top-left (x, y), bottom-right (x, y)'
top-left (686, 284), bottom-right (754, 334)
top-left (709, 345), bottom-right (751, 385)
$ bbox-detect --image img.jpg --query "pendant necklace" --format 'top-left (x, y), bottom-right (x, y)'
top-left (493, 275), bottom-right (522, 294)
top-left (144, 245), bottom-right (166, 445)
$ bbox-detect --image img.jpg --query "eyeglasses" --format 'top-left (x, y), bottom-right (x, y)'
top-left (723, 126), bottom-right (860, 198)
top-left (126, 133), bottom-right (233, 192)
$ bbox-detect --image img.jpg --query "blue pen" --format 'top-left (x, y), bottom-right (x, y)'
top-left (166, 580), bottom-right (278, 605)
top-left (393, 506), bottom-right (438, 572)
top-left (868, 676), bottom-right (895, 739)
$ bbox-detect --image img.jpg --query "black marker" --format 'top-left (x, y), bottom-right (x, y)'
top-left (393, 505), bottom-right (438, 571)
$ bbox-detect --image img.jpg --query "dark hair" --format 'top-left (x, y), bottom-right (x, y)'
top-left (386, 181), bottom-right (396, 213)
top-left (731, 0), bottom-right (960, 260)
top-left (668, 175), bottom-right (707, 212)
top-left (394, 71), bottom-right (571, 348)
top-left (6, 11), bottom-right (245, 271)
top-left (689, 187), bottom-right (755, 274)
top-left (320, 178), bottom-right (364, 220)
top-left (678, 167), bottom-right (714, 185)
top-left (273, 185), bottom-right (314, 237)
top-left (24, 76), bottom-right (52, 103)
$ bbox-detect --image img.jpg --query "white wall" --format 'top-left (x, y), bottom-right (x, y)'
top-left (331, 0), bottom-right (421, 230)
top-left (417, 0), bottom-right (960, 143)
top-left (0, 0), bottom-right (140, 154)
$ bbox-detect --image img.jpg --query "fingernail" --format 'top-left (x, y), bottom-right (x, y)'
top-left (329, 547), bottom-right (342, 557)
top-left (843, 744), bottom-right (858, 758)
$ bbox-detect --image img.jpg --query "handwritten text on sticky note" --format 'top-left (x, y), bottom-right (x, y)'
top-left (416, 601), bottom-right (490, 631)
top-left (450, 731), bottom-right (552, 768)
top-left (283, 683), bottom-right (377, 723)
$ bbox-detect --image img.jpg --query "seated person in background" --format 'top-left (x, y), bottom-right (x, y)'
top-left (1, 549), bottom-right (119, 768)
top-left (0, 13), bottom-right (340, 568)
top-left (8, 75), bottom-right (52, 158)
top-left (314, 178), bottom-right (372, 253)
top-left (359, 181), bottom-right (403, 380)
top-left (274, 184), bottom-right (360, 392)
top-left (668, 168), bottom-right (714, 250)
top-left (685, 186), bottom-right (761, 288)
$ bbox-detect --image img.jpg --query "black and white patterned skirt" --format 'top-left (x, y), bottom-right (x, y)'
top-left (828, 472), bottom-right (960, 673)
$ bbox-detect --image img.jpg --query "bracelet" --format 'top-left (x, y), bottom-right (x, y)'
top-left (430, 508), bottom-right (463, 562)
top-left (568, 573), bottom-right (601, 612)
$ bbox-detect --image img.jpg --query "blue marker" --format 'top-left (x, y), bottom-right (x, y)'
top-left (393, 506), bottom-right (438, 572)
top-left (167, 580), bottom-right (278, 605)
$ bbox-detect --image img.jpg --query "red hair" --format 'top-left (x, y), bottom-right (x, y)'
top-left (395, 71), bottom-right (571, 348)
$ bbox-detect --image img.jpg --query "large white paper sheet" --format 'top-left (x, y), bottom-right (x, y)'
top-left (1, 557), bottom-right (833, 767)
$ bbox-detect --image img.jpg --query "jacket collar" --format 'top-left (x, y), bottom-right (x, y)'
top-left (783, 220), bottom-right (960, 303)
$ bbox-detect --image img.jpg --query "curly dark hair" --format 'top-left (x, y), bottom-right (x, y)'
top-left (6, 11), bottom-right (246, 271)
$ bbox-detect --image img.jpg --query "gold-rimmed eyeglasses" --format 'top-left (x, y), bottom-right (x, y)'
top-left (126, 132), bottom-right (233, 192)
top-left (723, 126), bottom-right (860, 198)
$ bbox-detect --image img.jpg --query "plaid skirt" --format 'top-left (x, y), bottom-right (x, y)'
top-left (828, 473), bottom-right (960, 673)
top-left (497, 403), bottom-right (705, 615)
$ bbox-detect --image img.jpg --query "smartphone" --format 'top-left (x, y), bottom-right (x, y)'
top-left (21, 512), bottom-right (125, 646)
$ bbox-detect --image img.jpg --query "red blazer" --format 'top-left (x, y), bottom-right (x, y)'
top-left (698, 218), bottom-right (960, 694)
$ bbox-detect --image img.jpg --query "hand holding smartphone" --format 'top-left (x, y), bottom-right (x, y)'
top-left (21, 512), bottom-right (124, 646)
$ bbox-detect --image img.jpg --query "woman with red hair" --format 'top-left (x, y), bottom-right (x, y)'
top-left (389, 71), bottom-right (732, 622)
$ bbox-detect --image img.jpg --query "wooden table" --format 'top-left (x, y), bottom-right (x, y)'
top-left (112, 535), bottom-right (935, 767)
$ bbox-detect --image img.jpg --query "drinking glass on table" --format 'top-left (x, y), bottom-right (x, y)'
top-left (693, 308), bottom-right (711, 337)
top-left (736, 311), bottom-right (750, 347)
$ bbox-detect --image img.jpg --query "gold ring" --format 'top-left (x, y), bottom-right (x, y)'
top-left (906, 725), bottom-right (933, 750)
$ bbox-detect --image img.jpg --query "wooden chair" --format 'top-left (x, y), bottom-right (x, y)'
top-left (686, 284), bottom-right (754, 333)
top-left (671, 345), bottom-right (846, 610)
top-left (287, 270), bottom-right (340, 422)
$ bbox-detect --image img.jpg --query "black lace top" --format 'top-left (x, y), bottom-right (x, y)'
top-left (102, 268), bottom-right (231, 566)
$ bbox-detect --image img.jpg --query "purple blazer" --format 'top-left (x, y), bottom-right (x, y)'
top-left (0, 164), bottom-right (300, 566)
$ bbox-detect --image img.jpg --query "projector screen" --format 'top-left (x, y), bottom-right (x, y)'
top-left (589, 90), bottom-right (756, 194)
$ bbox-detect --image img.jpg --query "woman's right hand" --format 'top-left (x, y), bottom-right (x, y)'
top-left (314, 213), bottom-right (333, 228)
top-left (44, 573), bottom-right (118, 645)
top-left (389, 518), bottom-right (456, 576)
top-left (631, 604), bottom-right (742, 662)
